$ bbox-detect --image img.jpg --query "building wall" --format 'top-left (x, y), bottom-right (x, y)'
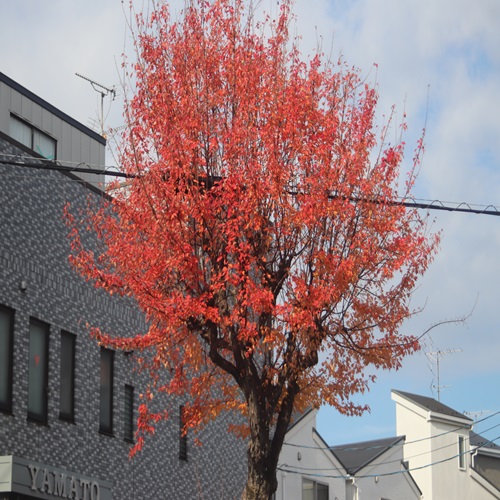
top-left (0, 135), bottom-right (246, 499)
top-left (0, 73), bottom-right (105, 187)
top-left (353, 444), bottom-right (421, 500)
top-left (393, 394), bottom-right (499, 500)
top-left (276, 410), bottom-right (346, 500)
top-left (394, 395), bottom-right (434, 499)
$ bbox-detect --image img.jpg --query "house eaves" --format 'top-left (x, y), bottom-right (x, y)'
top-left (392, 389), bottom-right (473, 428)
top-left (471, 431), bottom-right (500, 458)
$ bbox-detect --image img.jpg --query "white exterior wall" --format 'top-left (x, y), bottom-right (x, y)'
top-left (354, 443), bottom-right (421, 500)
top-left (276, 410), bottom-right (347, 500)
top-left (393, 392), bottom-right (500, 500)
top-left (394, 394), bottom-right (434, 499)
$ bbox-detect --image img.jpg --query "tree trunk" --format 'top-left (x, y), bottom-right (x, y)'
top-left (241, 438), bottom-right (277, 500)
top-left (240, 381), bottom-right (297, 500)
top-left (240, 386), bottom-right (278, 500)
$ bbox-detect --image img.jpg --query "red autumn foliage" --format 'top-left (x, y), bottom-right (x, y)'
top-left (67, 1), bottom-right (439, 498)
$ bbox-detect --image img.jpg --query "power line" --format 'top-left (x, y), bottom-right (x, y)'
top-left (0, 156), bottom-right (129, 178)
top-left (1, 154), bottom-right (500, 216)
top-left (281, 420), bottom-right (500, 473)
top-left (283, 409), bottom-right (500, 453)
top-left (278, 433), bottom-right (500, 480)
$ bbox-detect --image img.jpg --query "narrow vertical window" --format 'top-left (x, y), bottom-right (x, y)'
top-left (28, 318), bottom-right (49, 423)
top-left (124, 384), bottom-right (134, 442)
top-left (59, 331), bottom-right (76, 421)
top-left (179, 405), bottom-right (188, 461)
top-left (99, 347), bottom-right (114, 434)
top-left (0, 305), bottom-right (14, 413)
top-left (458, 435), bottom-right (466, 469)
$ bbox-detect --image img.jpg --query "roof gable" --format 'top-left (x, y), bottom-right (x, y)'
top-left (392, 390), bottom-right (473, 423)
top-left (331, 436), bottom-right (405, 475)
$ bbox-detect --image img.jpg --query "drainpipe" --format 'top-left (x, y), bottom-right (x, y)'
top-left (281, 470), bottom-right (287, 500)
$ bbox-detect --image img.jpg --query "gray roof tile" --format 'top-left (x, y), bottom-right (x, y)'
top-left (393, 390), bottom-right (473, 422)
top-left (331, 436), bottom-right (405, 474)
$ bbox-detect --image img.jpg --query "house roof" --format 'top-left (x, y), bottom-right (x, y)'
top-left (392, 390), bottom-right (473, 422)
top-left (470, 431), bottom-right (500, 451)
top-left (286, 407), bottom-right (315, 433)
top-left (331, 436), bottom-right (405, 475)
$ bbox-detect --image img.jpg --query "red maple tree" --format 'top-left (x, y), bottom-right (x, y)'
top-left (68, 1), bottom-right (439, 498)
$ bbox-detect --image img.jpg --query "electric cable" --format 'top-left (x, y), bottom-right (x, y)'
top-left (1, 154), bottom-right (500, 216)
top-left (277, 433), bottom-right (500, 480)
top-left (283, 409), bottom-right (500, 453)
top-left (280, 420), bottom-right (500, 473)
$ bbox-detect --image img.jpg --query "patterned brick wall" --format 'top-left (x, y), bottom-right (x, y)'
top-left (0, 137), bottom-right (247, 499)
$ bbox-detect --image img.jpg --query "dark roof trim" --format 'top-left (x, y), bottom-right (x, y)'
top-left (470, 431), bottom-right (500, 452)
top-left (287, 407), bottom-right (315, 432)
top-left (311, 427), bottom-right (347, 473)
top-left (393, 390), bottom-right (473, 422)
top-left (0, 72), bottom-right (106, 146)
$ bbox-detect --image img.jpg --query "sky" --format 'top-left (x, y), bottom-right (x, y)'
top-left (1, 0), bottom-right (499, 451)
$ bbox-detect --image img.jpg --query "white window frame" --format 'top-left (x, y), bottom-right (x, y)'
top-left (458, 435), bottom-right (467, 470)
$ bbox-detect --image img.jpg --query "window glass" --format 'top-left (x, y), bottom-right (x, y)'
top-left (302, 479), bottom-right (328, 500)
top-left (0, 306), bottom-right (14, 412)
top-left (59, 331), bottom-right (76, 421)
top-left (99, 348), bottom-right (114, 434)
top-left (10, 115), bottom-right (56, 159)
top-left (302, 479), bottom-right (314, 500)
top-left (124, 384), bottom-right (134, 442)
top-left (33, 128), bottom-right (56, 159)
top-left (317, 483), bottom-right (328, 500)
top-left (10, 115), bottom-right (31, 148)
top-left (28, 319), bottom-right (49, 422)
top-left (458, 435), bottom-right (465, 469)
top-left (179, 405), bottom-right (188, 461)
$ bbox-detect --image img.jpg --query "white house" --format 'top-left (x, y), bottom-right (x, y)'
top-left (332, 435), bottom-right (422, 500)
top-left (276, 408), bottom-right (347, 500)
top-left (392, 389), bottom-right (500, 499)
top-left (277, 408), bottom-right (421, 500)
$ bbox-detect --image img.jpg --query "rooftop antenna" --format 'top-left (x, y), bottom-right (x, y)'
top-left (464, 410), bottom-right (491, 420)
top-left (426, 348), bottom-right (462, 401)
top-left (75, 73), bottom-right (116, 137)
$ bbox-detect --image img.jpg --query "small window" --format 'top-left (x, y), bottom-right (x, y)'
top-left (10, 114), bottom-right (56, 159)
top-left (99, 348), bottom-right (114, 435)
top-left (179, 405), bottom-right (188, 461)
top-left (59, 331), bottom-right (76, 421)
top-left (458, 435), bottom-right (466, 469)
top-left (28, 318), bottom-right (50, 423)
top-left (0, 305), bottom-right (14, 413)
top-left (124, 385), bottom-right (134, 442)
top-left (303, 479), bottom-right (328, 500)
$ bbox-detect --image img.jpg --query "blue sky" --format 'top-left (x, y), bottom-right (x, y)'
top-left (2, 0), bottom-right (499, 451)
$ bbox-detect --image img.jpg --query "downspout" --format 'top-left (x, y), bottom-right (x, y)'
top-left (282, 470), bottom-right (287, 500)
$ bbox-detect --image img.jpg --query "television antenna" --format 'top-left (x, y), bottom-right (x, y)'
top-left (75, 73), bottom-right (116, 137)
top-left (464, 410), bottom-right (491, 420)
top-left (426, 348), bottom-right (462, 401)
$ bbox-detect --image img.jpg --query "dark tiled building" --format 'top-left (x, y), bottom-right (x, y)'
top-left (0, 72), bottom-right (246, 500)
